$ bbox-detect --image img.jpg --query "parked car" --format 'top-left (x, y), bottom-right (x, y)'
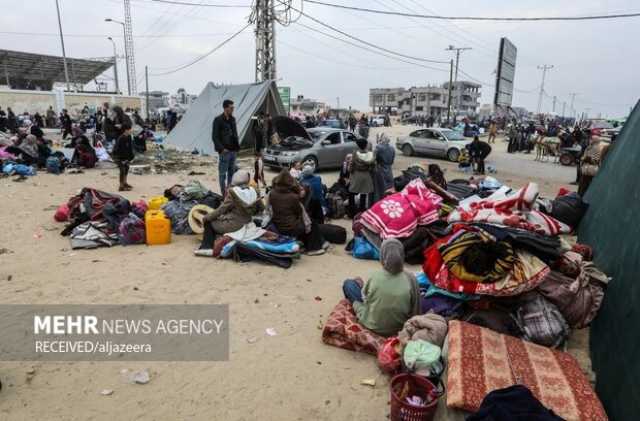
top-left (263, 127), bottom-right (360, 171)
top-left (396, 128), bottom-right (472, 162)
top-left (370, 115), bottom-right (385, 126)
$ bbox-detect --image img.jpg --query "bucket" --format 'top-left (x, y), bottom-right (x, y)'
top-left (389, 374), bottom-right (440, 421)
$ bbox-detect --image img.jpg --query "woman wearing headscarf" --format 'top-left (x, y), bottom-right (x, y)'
top-left (269, 169), bottom-right (327, 255)
top-left (373, 133), bottom-right (395, 202)
top-left (195, 170), bottom-right (264, 256)
top-left (578, 136), bottom-right (609, 196)
top-left (71, 135), bottom-right (97, 168)
top-left (349, 138), bottom-right (375, 213)
top-left (5, 134), bottom-right (40, 166)
top-left (342, 239), bottom-right (421, 337)
top-left (300, 164), bottom-right (327, 219)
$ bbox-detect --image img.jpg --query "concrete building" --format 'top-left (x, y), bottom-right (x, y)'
top-left (370, 81), bottom-right (481, 119)
top-left (139, 90), bottom-right (170, 112)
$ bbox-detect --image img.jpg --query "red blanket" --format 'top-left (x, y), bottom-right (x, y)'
top-left (321, 299), bottom-right (386, 355)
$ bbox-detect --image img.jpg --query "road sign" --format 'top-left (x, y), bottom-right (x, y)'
top-left (277, 86), bottom-right (291, 112)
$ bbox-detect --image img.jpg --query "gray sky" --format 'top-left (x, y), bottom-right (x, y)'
top-left (2, 0), bottom-right (638, 118)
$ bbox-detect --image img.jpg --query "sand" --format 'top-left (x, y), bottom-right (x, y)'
top-left (0, 127), bottom-right (587, 420)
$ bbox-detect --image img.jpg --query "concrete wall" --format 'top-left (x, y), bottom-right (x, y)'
top-left (0, 89), bottom-right (143, 116)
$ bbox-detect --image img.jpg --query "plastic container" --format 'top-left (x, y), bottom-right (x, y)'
top-left (145, 210), bottom-right (171, 245)
top-left (148, 196), bottom-right (168, 211)
top-left (389, 374), bottom-right (440, 421)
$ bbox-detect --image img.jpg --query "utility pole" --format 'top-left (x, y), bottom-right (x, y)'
top-left (569, 92), bottom-right (578, 119)
top-left (552, 96), bottom-right (557, 113)
top-left (445, 45), bottom-right (472, 117)
top-left (144, 65), bottom-right (149, 123)
top-left (254, 0), bottom-right (276, 82)
top-left (536, 64), bottom-right (553, 114)
top-left (336, 97), bottom-right (340, 110)
top-left (54, 0), bottom-right (71, 91)
top-left (561, 101), bottom-right (566, 118)
top-left (107, 37), bottom-right (120, 94)
top-left (123, 0), bottom-right (137, 95)
top-left (446, 59), bottom-right (454, 125)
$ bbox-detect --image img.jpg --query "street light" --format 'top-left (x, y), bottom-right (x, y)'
top-left (107, 37), bottom-right (120, 94)
top-left (105, 18), bottom-right (130, 95)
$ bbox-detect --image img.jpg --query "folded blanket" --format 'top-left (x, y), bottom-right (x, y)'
top-left (322, 299), bottom-right (386, 355)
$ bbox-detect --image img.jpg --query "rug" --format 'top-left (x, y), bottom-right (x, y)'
top-left (322, 299), bottom-right (386, 355)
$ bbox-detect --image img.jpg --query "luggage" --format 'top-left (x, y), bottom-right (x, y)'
top-left (46, 156), bottom-right (62, 174)
top-left (326, 193), bottom-right (346, 219)
top-left (550, 193), bottom-right (588, 229)
top-left (319, 223), bottom-right (347, 244)
top-left (145, 210), bottom-right (171, 245)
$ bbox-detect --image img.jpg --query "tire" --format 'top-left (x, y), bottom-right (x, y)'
top-left (559, 153), bottom-right (575, 166)
top-left (402, 144), bottom-right (414, 157)
top-left (302, 155), bottom-right (318, 171)
top-left (447, 148), bottom-right (460, 162)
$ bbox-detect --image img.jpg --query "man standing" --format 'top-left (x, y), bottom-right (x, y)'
top-left (467, 135), bottom-right (492, 175)
top-left (487, 120), bottom-right (497, 144)
top-left (61, 109), bottom-right (73, 139)
top-left (212, 99), bottom-right (240, 195)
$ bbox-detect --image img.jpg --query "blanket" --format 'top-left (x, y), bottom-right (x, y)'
top-left (446, 321), bottom-right (607, 421)
top-left (360, 178), bottom-right (442, 239)
top-left (321, 299), bottom-right (386, 355)
top-left (448, 183), bottom-right (570, 236)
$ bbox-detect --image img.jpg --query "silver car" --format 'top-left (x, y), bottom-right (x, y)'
top-left (396, 128), bottom-right (472, 162)
top-left (263, 128), bottom-right (360, 171)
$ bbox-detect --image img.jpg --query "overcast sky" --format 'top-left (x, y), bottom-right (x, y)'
top-left (2, 0), bottom-right (638, 118)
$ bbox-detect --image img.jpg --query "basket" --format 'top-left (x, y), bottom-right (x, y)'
top-left (389, 374), bottom-right (440, 421)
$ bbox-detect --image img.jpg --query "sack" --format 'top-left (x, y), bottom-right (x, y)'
top-left (46, 156), bottom-right (62, 174)
top-left (327, 193), bottom-right (346, 219)
top-left (118, 213), bottom-right (145, 245)
top-left (377, 337), bottom-right (402, 374)
top-left (319, 224), bottom-right (347, 244)
top-left (352, 235), bottom-right (380, 260)
top-left (403, 339), bottom-right (442, 377)
top-left (54, 204), bottom-right (70, 222)
top-left (550, 192), bottom-right (588, 228)
top-left (580, 163), bottom-right (598, 177)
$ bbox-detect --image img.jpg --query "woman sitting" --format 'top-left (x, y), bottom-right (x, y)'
top-left (71, 135), bottom-right (97, 168)
top-left (269, 169), bottom-right (326, 256)
top-left (5, 134), bottom-right (39, 166)
top-left (342, 239), bottom-right (421, 337)
top-left (195, 170), bottom-right (264, 256)
top-left (299, 164), bottom-right (327, 221)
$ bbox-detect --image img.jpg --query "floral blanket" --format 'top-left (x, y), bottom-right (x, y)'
top-left (361, 178), bottom-right (442, 239)
top-left (321, 299), bottom-right (386, 355)
top-left (447, 321), bottom-right (608, 421)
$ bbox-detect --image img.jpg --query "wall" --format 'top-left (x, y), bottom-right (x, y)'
top-left (0, 89), bottom-right (143, 116)
top-left (578, 100), bottom-right (640, 421)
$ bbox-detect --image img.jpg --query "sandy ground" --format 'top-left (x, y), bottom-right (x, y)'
top-left (0, 127), bottom-right (588, 420)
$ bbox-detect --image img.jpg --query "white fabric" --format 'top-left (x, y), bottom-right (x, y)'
top-left (226, 222), bottom-right (266, 242)
top-left (231, 186), bottom-right (258, 206)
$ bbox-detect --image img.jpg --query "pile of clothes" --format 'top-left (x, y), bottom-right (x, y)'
top-left (162, 180), bottom-right (223, 235)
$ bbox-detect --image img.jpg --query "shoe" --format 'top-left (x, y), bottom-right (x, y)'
top-left (569, 181), bottom-right (579, 185)
top-left (194, 249), bottom-right (214, 257)
top-left (306, 249), bottom-right (326, 256)
top-left (322, 241), bottom-right (330, 250)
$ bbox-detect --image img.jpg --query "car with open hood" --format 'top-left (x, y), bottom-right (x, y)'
top-left (263, 117), bottom-right (361, 171)
top-left (396, 127), bottom-right (472, 162)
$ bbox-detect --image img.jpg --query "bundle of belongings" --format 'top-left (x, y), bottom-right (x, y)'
top-left (162, 180), bottom-right (223, 235)
top-left (323, 169), bottom-right (610, 419)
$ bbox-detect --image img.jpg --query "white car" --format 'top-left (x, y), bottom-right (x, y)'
top-left (396, 128), bottom-right (472, 162)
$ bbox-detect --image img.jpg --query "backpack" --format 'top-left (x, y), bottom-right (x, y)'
top-left (46, 156), bottom-right (61, 174)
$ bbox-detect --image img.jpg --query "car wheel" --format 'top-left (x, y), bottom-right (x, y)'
top-left (447, 148), bottom-right (460, 162)
top-left (302, 155), bottom-right (318, 171)
top-left (402, 144), bottom-right (414, 157)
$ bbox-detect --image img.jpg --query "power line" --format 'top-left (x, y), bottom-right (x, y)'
top-left (282, 2), bottom-right (450, 64)
top-left (150, 22), bottom-right (251, 76)
top-left (304, 0), bottom-right (640, 21)
top-left (146, 0), bottom-right (250, 7)
top-left (0, 30), bottom-right (243, 38)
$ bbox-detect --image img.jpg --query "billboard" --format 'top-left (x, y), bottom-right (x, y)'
top-left (494, 37), bottom-right (517, 107)
top-left (277, 86), bottom-right (291, 112)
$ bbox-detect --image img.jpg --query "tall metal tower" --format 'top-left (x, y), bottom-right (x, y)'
top-left (123, 0), bottom-right (137, 94)
top-left (254, 0), bottom-right (276, 82)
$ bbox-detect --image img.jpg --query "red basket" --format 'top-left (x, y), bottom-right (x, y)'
top-left (389, 374), bottom-right (440, 421)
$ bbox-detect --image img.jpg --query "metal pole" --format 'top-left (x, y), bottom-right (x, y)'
top-left (145, 65), bottom-right (150, 123)
top-left (121, 23), bottom-right (130, 96)
top-left (446, 59), bottom-right (454, 125)
top-left (552, 96), bottom-right (557, 113)
top-left (536, 64), bottom-right (553, 114)
top-left (108, 37), bottom-right (120, 94)
top-left (55, 0), bottom-right (71, 91)
top-left (562, 101), bottom-right (566, 118)
top-left (569, 93), bottom-right (578, 119)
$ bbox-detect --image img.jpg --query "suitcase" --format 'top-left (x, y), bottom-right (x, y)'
top-left (319, 223), bottom-right (347, 244)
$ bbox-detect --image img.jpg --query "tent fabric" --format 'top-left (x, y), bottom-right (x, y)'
top-left (165, 81), bottom-right (286, 155)
top-left (579, 100), bottom-right (640, 421)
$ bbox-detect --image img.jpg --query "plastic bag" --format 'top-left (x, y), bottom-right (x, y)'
top-left (54, 203), bottom-right (70, 222)
top-left (377, 337), bottom-right (401, 374)
top-left (403, 340), bottom-right (442, 376)
top-left (352, 236), bottom-right (380, 260)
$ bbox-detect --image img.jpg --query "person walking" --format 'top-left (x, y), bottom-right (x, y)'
top-left (61, 109), bottom-right (73, 139)
top-left (212, 99), bottom-right (240, 195)
top-left (487, 120), bottom-right (498, 144)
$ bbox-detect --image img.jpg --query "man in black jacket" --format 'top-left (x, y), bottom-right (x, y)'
top-left (212, 99), bottom-right (240, 194)
top-left (467, 135), bottom-right (492, 175)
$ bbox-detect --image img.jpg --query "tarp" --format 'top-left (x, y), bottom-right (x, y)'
top-left (165, 80), bottom-right (286, 155)
top-left (578, 99), bottom-right (640, 421)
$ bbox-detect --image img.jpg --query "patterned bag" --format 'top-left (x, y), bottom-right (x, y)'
top-left (118, 213), bottom-right (145, 245)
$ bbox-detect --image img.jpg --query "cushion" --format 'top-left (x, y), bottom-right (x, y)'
top-left (446, 321), bottom-right (607, 421)
top-left (322, 299), bottom-right (386, 355)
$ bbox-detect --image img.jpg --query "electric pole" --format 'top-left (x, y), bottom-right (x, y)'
top-left (569, 93), bottom-right (578, 119)
top-left (54, 0), bottom-right (71, 91)
top-left (536, 64), bottom-right (553, 114)
top-left (446, 59), bottom-right (454, 125)
top-left (445, 45), bottom-right (472, 118)
top-left (254, 0), bottom-right (276, 82)
top-left (552, 96), bottom-right (557, 113)
top-left (123, 0), bottom-right (137, 95)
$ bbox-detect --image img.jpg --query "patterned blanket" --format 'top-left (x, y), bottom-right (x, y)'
top-left (361, 178), bottom-right (442, 239)
top-left (321, 299), bottom-right (386, 355)
top-left (446, 321), bottom-right (607, 420)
